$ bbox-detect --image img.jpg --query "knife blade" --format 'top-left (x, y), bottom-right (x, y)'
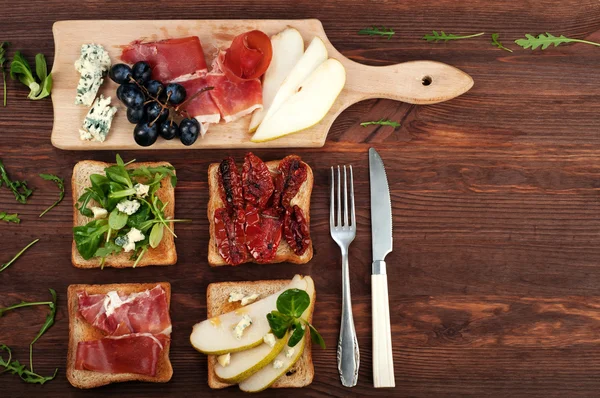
top-left (369, 148), bottom-right (393, 274)
top-left (368, 147), bottom-right (395, 388)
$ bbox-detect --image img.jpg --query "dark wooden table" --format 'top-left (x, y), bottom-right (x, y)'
top-left (3, 0), bottom-right (600, 396)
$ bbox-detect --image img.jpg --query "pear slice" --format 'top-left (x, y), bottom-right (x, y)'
top-left (249, 28), bottom-right (305, 133)
top-left (214, 331), bottom-right (289, 384)
top-left (238, 277), bottom-right (316, 392)
top-left (255, 37), bottom-right (328, 130)
top-left (190, 275), bottom-right (308, 355)
top-left (251, 58), bottom-right (346, 143)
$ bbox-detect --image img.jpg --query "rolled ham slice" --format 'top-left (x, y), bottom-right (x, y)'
top-left (178, 75), bottom-right (221, 136)
top-left (121, 36), bottom-right (208, 83)
top-left (77, 285), bottom-right (171, 336)
top-left (205, 72), bottom-right (262, 123)
top-left (75, 333), bottom-right (167, 376)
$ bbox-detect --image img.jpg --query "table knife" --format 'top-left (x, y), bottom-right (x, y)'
top-left (369, 148), bottom-right (396, 388)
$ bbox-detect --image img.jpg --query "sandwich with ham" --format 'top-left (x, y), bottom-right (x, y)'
top-left (67, 282), bottom-right (173, 388)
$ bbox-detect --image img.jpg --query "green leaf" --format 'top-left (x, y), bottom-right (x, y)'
top-left (0, 212), bottom-right (20, 224)
top-left (108, 209), bottom-right (128, 230)
top-left (360, 118), bottom-right (401, 128)
top-left (105, 164), bottom-right (133, 188)
top-left (423, 30), bottom-right (485, 42)
top-left (93, 240), bottom-right (122, 258)
top-left (149, 223), bottom-right (164, 248)
top-left (308, 323), bottom-right (326, 349)
top-left (10, 51), bottom-right (41, 98)
top-left (1, 42), bottom-right (9, 107)
top-left (266, 311), bottom-right (293, 338)
top-left (38, 173), bottom-right (64, 217)
top-left (73, 219), bottom-right (109, 260)
top-left (515, 32), bottom-right (600, 50)
top-left (30, 73), bottom-right (52, 100)
top-left (276, 289), bottom-right (310, 318)
top-left (34, 54), bottom-right (47, 82)
top-left (358, 26), bottom-right (395, 40)
top-left (0, 239), bottom-right (39, 273)
top-left (491, 33), bottom-right (513, 53)
top-left (126, 202), bottom-right (151, 230)
top-left (28, 289), bottom-right (57, 372)
top-left (0, 159), bottom-right (33, 204)
top-left (287, 320), bottom-right (306, 348)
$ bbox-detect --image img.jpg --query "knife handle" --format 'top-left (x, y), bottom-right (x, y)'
top-left (372, 272), bottom-right (395, 388)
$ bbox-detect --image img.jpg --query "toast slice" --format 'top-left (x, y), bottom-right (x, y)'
top-left (207, 158), bottom-right (313, 266)
top-left (71, 160), bottom-right (177, 268)
top-left (67, 282), bottom-right (173, 389)
top-left (206, 278), bottom-right (315, 389)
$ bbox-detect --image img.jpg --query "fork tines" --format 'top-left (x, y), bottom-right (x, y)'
top-left (330, 165), bottom-right (356, 231)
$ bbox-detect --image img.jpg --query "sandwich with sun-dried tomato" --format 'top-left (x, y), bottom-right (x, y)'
top-left (207, 153), bottom-right (313, 266)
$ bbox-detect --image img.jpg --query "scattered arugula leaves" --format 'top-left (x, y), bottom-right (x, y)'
top-left (0, 159), bottom-right (33, 204)
top-left (9, 51), bottom-right (52, 100)
top-left (0, 42), bottom-right (8, 106)
top-left (0, 239), bottom-right (39, 273)
top-left (423, 31), bottom-right (485, 42)
top-left (0, 289), bottom-right (58, 383)
top-left (38, 174), bottom-right (64, 217)
top-left (266, 289), bottom-right (325, 349)
top-left (491, 33), bottom-right (513, 52)
top-left (358, 26), bottom-right (395, 40)
top-left (515, 32), bottom-right (600, 50)
top-left (360, 118), bottom-right (401, 128)
top-left (0, 212), bottom-right (20, 224)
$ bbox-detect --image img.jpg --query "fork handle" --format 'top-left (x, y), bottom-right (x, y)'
top-left (372, 272), bottom-right (395, 388)
top-left (338, 251), bottom-right (360, 387)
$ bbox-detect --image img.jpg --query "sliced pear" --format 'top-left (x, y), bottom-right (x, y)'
top-left (238, 276), bottom-right (315, 392)
top-left (215, 331), bottom-right (289, 384)
top-left (255, 37), bottom-right (328, 129)
top-left (249, 28), bottom-right (305, 133)
top-left (190, 275), bottom-right (308, 355)
top-left (251, 58), bottom-right (346, 143)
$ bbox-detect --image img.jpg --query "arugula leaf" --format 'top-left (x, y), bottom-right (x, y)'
top-left (28, 289), bottom-right (57, 372)
top-left (491, 33), bottom-right (513, 52)
top-left (515, 32), bottom-right (600, 50)
top-left (0, 239), bottom-right (39, 273)
top-left (73, 220), bottom-right (109, 260)
top-left (38, 173), bottom-right (64, 217)
top-left (308, 323), bottom-right (326, 349)
top-left (360, 118), bottom-right (401, 128)
top-left (0, 159), bottom-right (33, 204)
top-left (266, 312), bottom-right (293, 339)
top-left (94, 241), bottom-right (122, 259)
top-left (277, 289), bottom-right (310, 318)
top-left (0, 42), bottom-right (8, 107)
top-left (287, 320), bottom-right (306, 348)
top-left (0, 212), bottom-right (20, 224)
top-left (0, 345), bottom-right (57, 384)
top-left (423, 31), bottom-right (484, 42)
top-left (358, 26), bottom-right (395, 40)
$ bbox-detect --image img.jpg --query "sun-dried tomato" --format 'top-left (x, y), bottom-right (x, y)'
top-left (218, 157), bottom-right (244, 212)
top-left (284, 205), bottom-right (311, 256)
top-left (242, 152), bottom-right (274, 209)
top-left (273, 155), bottom-right (307, 212)
top-left (245, 205), bottom-right (282, 263)
top-left (214, 207), bottom-right (247, 265)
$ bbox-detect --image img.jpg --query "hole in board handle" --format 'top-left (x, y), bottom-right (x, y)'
top-left (422, 76), bottom-right (432, 86)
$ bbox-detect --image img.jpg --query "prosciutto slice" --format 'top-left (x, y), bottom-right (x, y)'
top-left (121, 36), bottom-right (208, 83)
top-left (77, 285), bottom-right (171, 336)
top-left (205, 72), bottom-right (262, 123)
top-left (178, 75), bottom-right (221, 135)
top-left (75, 333), bottom-right (168, 376)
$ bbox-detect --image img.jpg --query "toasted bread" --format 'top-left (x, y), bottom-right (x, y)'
top-left (71, 160), bottom-right (177, 268)
top-left (206, 278), bottom-right (315, 389)
top-left (66, 282), bottom-right (173, 389)
top-left (207, 158), bottom-right (313, 266)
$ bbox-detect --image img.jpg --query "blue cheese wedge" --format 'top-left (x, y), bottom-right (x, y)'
top-left (75, 44), bottom-right (112, 106)
top-left (79, 95), bottom-right (117, 142)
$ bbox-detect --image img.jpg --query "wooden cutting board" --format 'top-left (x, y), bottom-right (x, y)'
top-left (50, 19), bottom-right (473, 150)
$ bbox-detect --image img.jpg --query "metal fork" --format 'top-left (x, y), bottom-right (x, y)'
top-left (330, 165), bottom-right (359, 387)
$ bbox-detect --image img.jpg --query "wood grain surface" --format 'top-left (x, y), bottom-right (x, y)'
top-left (2, 0), bottom-right (600, 397)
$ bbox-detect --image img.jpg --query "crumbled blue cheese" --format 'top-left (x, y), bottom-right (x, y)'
top-left (217, 353), bottom-right (231, 367)
top-left (75, 43), bottom-right (111, 106)
top-left (79, 95), bottom-right (117, 142)
top-left (273, 359), bottom-right (284, 369)
top-left (233, 314), bottom-right (252, 339)
top-left (91, 206), bottom-right (108, 219)
top-left (285, 347), bottom-right (295, 358)
top-left (228, 292), bottom-right (245, 303)
top-left (134, 183), bottom-right (150, 198)
top-left (116, 199), bottom-right (140, 215)
top-left (115, 227), bottom-right (145, 253)
top-left (263, 333), bottom-right (276, 348)
top-left (241, 293), bottom-right (260, 306)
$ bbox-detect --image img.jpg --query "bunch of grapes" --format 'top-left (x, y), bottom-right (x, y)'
top-left (109, 61), bottom-right (201, 147)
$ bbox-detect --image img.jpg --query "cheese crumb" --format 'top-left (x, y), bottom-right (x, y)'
top-left (263, 333), bottom-right (276, 348)
top-left (228, 292), bottom-right (245, 303)
top-left (134, 183), bottom-right (150, 198)
top-left (116, 199), bottom-right (140, 215)
top-left (233, 314), bottom-right (252, 340)
top-left (217, 353), bottom-right (231, 367)
top-left (241, 293), bottom-right (260, 306)
top-left (273, 359), bottom-right (284, 369)
top-left (285, 347), bottom-right (295, 358)
top-left (91, 206), bottom-right (107, 219)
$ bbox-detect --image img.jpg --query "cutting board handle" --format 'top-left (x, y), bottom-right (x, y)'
top-left (340, 58), bottom-right (474, 105)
